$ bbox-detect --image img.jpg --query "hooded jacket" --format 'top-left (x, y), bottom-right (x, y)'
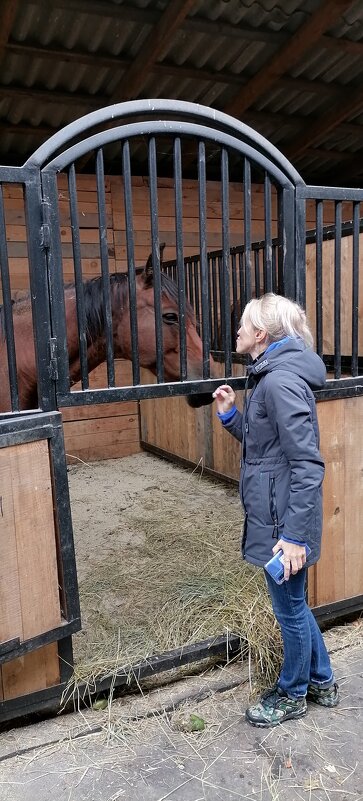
top-left (222, 338), bottom-right (326, 567)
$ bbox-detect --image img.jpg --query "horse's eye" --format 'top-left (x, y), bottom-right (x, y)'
top-left (162, 312), bottom-right (179, 325)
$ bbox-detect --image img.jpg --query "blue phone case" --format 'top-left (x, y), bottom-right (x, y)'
top-left (264, 545), bottom-right (311, 584)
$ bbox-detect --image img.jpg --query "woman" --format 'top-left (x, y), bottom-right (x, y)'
top-left (213, 293), bottom-right (339, 728)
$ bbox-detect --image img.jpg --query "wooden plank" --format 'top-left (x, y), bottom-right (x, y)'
top-left (63, 415), bottom-right (139, 437)
top-left (66, 441), bottom-right (141, 463)
top-left (343, 397), bottom-right (363, 598)
top-left (60, 400), bottom-right (138, 422)
top-left (0, 449), bottom-right (23, 646)
top-left (9, 440), bottom-right (62, 640)
top-left (1, 643), bottom-right (60, 701)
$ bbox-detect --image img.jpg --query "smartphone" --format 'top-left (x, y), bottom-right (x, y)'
top-left (264, 545), bottom-right (311, 584)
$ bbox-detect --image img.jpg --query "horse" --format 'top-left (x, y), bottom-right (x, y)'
top-left (0, 250), bottom-right (217, 413)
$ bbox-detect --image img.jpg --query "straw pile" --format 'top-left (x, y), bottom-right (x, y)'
top-left (70, 456), bottom-right (282, 692)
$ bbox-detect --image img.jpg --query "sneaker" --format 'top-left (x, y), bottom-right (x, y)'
top-left (245, 686), bottom-right (307, 728)
top-left (307, 682), bottom-right (339, 707)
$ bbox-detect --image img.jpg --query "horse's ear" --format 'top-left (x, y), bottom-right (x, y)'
top-left (143, 243), bottom-right (166, 287)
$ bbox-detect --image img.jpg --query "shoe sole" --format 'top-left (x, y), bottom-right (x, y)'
top-left (245, 707), bottom-right (307, 728)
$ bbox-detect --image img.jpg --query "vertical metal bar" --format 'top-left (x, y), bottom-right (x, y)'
top-left (334, 201), bottom-right (342, 379)
top-left (264, 173), bottom-right (273, 293)
top-left (198, 141), bottom-right (210, 378)
top-left (96, 148), bottom-right (115, 386)
top-left (272, 245), bottom-right (277, 293)
top-left (351, 201), bottom-right (360, 377)
top-left (0, 185), bottom-right (19, 410)
top-left (221, 148), bottom-right (231, 377)
top-left (231, 252), bottom-right (238, 350)
top-left (193, 258), bottom-right (201, 335)
top-left (68, 164), bottom-right (89, 389)
top-left (122, 140), bottom-right (140, 385)
top-left (294, 191), bottom-right (306, 306)
top-left (254, 248), bottom-right (260, 298)
top-left (148, 137), bottom-right (164, 383)
top-left (315, 200), bottom-right (323, 358)
top-left (238, 249), bottom-right (244, 314)
top-left (243, 158), bottom-right (252, 302)
top-left (211, 256), bottom-right (218, 349)
top-left (173, 137), bottom-right (187, 380)
top-left (25, 169), bottom-right (55, 411)
top-left (41, 171), bottom-right (69, 400)
top-left (187, 260), bottom-right (194, 307)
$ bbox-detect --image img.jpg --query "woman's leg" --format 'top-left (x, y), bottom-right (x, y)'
top-left (265, 567), bottom-right (311, 698)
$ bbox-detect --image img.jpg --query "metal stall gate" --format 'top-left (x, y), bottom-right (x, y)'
top-left (0, 100), bottom-right (361, 722)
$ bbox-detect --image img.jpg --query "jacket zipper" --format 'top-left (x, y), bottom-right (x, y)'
top-left (270, 477), bottom-right (279, 539)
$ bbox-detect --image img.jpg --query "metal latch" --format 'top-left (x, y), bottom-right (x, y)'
top-left (40, 200), bottom-right (51, 250)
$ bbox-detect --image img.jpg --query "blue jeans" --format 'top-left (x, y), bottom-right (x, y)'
top-left (264, 567), bottom-right (334, 698)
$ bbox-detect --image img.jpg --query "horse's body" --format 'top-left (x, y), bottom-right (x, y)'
top-left (0, 256), bottom-right (216, 413)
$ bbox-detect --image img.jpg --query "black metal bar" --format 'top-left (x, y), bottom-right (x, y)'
top-left (41, 172), bottom-right (70, 398)
top-left (238, 250), bottom-right (244, 319)
top-left (298, 185), bottom-right (363, 202)
top-left (316, 200), bottom-right (323, 358)
top-left (198, 141), bottom-right (210, 379)
top-left (122, 140), bottom-right (140, 385)
top-left (294, 194), bottom-right (306, 306)
top-left (231, 252), bottom-right (238, 346)
top-left (68, 164), bottom-right (89, 389)
top-left (254, 249), bottom-right (260, 298)
top-left (0, 185), bottom-right (19, 411)
top-left (211, 256), bottom-right (219, 349)
top-left (351, 201), bottom-right (360, 377)
top-left (173, 137), bottom-right (187, 381)
top-left (334, 201), bottom-right (342, 380)
top-left (271, 245), bottom-right (277, 293)
top-left (24, 170), bottom-right (55, 411)
top-left (243, 157), bottom-right (252, 302)
top-left (148, 137), bottom-right (164, 383)
top-left (264, 173), bottom-right (273, 293)
top-left (221, 148), bottom-right (231, 377)
top-left (0, 619), bottom-right (81, 666)
top-left (187, 259), bottom-right (194, 307)
top-left (193, 258), bottom-right (201, 335)
top-left (96, 148), bottom-right (115, 387)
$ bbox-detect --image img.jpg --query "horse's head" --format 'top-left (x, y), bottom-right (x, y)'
top-left (116, 246), bottom-right (217, 407)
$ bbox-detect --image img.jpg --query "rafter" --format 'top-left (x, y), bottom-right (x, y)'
top-left (285, 85), bottom-right (363, 160)
top-left (110, 0), bottom-right (196, 103)
top-left (223, 0), bottom-right (355, 119)
top-left (0, 0), bottom-right (18, 64)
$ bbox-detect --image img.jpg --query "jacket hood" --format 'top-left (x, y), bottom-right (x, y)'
top-left (247, 338), bottom-right (326, 390)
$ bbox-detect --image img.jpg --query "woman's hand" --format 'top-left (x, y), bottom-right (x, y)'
top-left (212, 384), bottom-right (236, 414)
top-left (272, 539), bottom-right (307, 582)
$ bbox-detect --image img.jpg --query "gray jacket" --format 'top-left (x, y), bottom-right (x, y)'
top-left (222, 339), bottom-right (326, 567)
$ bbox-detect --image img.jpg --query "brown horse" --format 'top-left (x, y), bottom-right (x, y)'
top-left (0, 253), bottom-right (217, 413)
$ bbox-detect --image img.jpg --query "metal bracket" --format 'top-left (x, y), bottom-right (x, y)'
top-left (40, 200), bottom-right (51, 250)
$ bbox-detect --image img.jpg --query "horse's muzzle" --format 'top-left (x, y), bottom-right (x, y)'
top-left (187, 392), bottom-right (214, 408)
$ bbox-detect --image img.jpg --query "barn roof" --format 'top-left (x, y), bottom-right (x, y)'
top-left (1, 0), bottom-right (362, 187)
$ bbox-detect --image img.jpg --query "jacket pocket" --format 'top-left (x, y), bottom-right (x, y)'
top-left (260, 471), bottom-right (279, 537)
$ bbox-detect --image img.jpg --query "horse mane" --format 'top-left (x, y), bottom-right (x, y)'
top-left (0, 268), bottom-right (194, 342)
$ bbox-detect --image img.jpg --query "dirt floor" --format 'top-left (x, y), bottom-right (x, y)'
top-left (67, 452), bottom-right (280, 686)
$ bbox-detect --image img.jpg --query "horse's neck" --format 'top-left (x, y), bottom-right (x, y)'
top-left (65, 293), bottom-right (107, 385)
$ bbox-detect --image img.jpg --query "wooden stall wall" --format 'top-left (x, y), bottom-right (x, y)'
top-left (140, 391), bottom-right (363, 610)
top-left (0, 440), bottom-right (62, 701)
top-left (2, 175), bottom-right (339, 462)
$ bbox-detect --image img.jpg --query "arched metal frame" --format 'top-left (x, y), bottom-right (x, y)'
top-left (38, 102), bottom-right (303, 409)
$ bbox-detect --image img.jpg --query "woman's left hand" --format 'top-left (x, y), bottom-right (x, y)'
top-left (272, 539), bottom-right (307, 582)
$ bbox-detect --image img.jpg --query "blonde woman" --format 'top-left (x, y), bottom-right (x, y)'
top-left (213, 293), bottom-right (339, 728)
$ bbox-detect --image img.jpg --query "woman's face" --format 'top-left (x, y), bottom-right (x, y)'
top-left (236, 316), bottom-right (269, 358)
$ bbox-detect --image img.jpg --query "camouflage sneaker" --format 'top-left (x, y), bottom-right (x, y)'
top-left (307, 682), bottom-right (339, 707)
top-left (245, 686), bottom-right (307, 728)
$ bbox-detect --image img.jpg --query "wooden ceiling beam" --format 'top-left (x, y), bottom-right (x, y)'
top-left (285, 85), bottom-right (363, 160)
top-left (110, 0), bottom-right (198, 103)
top-left (0, 0), bottom-right (18, 64)
top-left (223, 0), bottom-right (355, 119)
top-left (0, 83), bottom-right (109, 106)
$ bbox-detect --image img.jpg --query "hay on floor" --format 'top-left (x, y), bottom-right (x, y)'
top-left (68, 455), bottom-right (282, 692)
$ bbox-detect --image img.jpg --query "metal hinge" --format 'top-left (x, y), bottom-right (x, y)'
top-left (40, 200), bottom-right (51, 250)
top-left (49, 337), bottom-right (58, 381)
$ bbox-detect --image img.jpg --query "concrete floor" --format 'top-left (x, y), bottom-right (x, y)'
top-left (0, 622), bottom-right (362, 801)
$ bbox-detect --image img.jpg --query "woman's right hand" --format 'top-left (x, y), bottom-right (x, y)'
top-left (212, 384), bottom-right (236, 414)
